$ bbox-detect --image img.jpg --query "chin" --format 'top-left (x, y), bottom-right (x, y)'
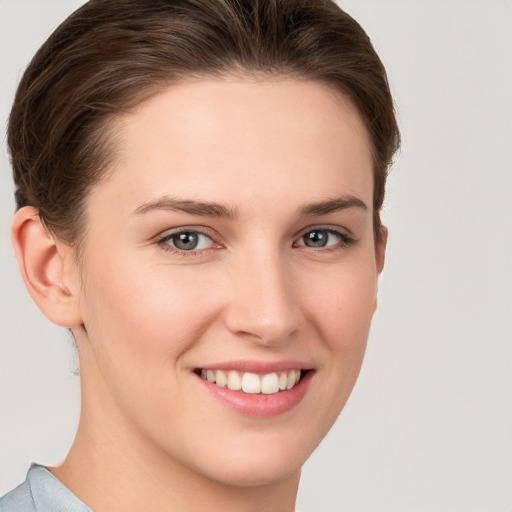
top-left (185, 426), bottom-right (321, 488)
top-left (201, 454), bottom-right (302, 488)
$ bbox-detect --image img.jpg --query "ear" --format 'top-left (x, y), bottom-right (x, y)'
top-left (11, 206), bottom-right (83, 328)
top-left (373, 226), bottom-right (388, 312)
top-left (375, 226), bottom-right (388, 275)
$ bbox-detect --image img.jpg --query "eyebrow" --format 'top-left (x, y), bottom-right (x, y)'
top-left (297, 196), bottom-right (368, 216)
top-left (132, 194), bottom-right (367, 220)
top-left (132, 196), bottom-right (238, 219)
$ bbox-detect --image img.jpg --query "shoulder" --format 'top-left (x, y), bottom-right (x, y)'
top-left (0, 465), bottom-right (91, 512)
top-left (0, 479), bottom-right (35, 511)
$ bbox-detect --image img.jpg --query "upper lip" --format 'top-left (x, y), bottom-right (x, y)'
top-left (196, 359), bottom-right (314, 374)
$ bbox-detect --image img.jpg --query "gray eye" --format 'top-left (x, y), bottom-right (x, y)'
top-left (172, 232), bottom-right (199, 250)
top-left (302, 230), bottom-right (330, 248)
top-left (169, 231), bottom-right (214, 251)
top-left (160, 230), bottom-right (215, 253)
top-left (296, 229), bottom-right (347, 249)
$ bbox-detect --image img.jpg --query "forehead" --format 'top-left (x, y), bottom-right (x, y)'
top-left (94, 78), bottom-right (374, 214)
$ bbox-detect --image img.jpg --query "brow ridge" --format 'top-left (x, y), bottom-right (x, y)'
top-left (132, 196), bottom-right (238, 219)
top-left (133, 195), bottom-right (366, 219)
top-left (297, 196), bottom-right (368, 217)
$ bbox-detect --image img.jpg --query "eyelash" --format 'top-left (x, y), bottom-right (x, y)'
top-left (157, 228), bottom-right (219, 257)
top-left (156, 226), bottom-right (355, 257)
top-left (293, 228), bottom-right (355, 251)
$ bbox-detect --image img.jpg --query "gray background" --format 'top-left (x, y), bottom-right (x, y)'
top-left (1, 1), bottom-right (511, 510)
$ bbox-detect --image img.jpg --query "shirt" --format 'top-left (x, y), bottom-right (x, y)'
top-left (0, 464), bottom-right (91, 512)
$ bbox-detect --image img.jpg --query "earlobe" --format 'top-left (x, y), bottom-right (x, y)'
top-left (11, 206), bottom-right (83, 328)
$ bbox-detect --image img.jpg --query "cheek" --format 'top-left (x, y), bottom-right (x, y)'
top-left (300, 254), bottom-right (377, 402)
top-left (305, 256), bottom-right (377, 344)
top-left (79, 251), bottom-right (220, 370)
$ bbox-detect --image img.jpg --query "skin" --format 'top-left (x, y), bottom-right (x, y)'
top-left (12, 78), bottom-right (386, 512)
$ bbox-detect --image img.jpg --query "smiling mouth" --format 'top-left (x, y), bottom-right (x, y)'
top-left (195, 369), bottom-right (304, 395)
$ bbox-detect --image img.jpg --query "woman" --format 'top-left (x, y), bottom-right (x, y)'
top-left (1, 0), bottom-right (399, 510)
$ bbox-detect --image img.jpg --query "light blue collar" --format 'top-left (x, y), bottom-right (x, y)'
top-left (0, 464), bottom-right (92, 512)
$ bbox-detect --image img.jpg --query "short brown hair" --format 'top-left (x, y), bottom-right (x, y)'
top-left (8, 0), bottom-right (399, 245)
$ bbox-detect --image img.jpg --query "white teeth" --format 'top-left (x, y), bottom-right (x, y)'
top-left (200, 368), bottom-right (304, 394)
top-left (286, 370), bottom-right (296, 389)
top-left (261, 373), bottom-right (279, 394)
top-left (227, 370), bottom-right (242, 390)
top-left (215, 370), bottom-right (227, 387)
top-left (242, 372), bottom-right (261, 394)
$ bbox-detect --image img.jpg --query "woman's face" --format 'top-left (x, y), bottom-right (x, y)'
top-left (72, 78), bottom-right (384, 486)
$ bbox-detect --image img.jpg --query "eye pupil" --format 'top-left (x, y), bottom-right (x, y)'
top-left (173, 232), bottom-right (199, 250)
top-left (304, 230), bottom-right (328, 248)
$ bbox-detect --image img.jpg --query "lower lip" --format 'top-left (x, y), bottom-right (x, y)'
top-left (195, 371), bottom-right (313, 418)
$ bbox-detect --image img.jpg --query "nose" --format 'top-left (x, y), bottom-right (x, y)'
top-left (223, 249), bottom-right (301, 346)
